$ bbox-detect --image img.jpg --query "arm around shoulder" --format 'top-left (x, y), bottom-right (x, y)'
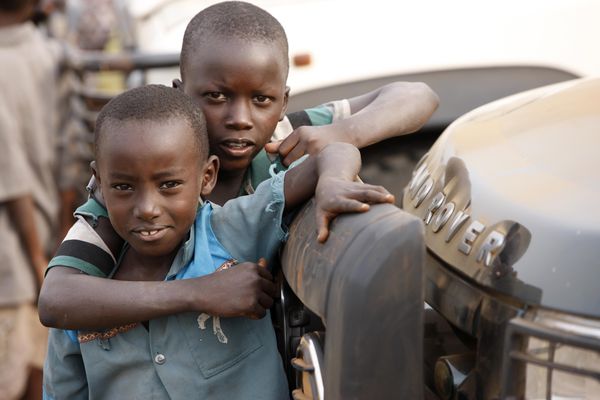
top-left (345, 81), bottom-right (440, 147)
top-left (266, 82), bottom-right (439, 166)
top-left (38, 267), bottom-right (197, 329)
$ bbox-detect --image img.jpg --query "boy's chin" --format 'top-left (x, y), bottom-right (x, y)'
top-left (129, 242), bottom-right (179, 258)
top-left (126, 234), bottom-right (182, 259)
top-left (218, 158), bottom-right (254, 176)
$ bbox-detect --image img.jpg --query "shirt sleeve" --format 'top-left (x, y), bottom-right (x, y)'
top-left (43, 329), bottom-right (88, 400)
top-left (272, 99), bottom-right (352, 142)
top-left (46, 198), bottom-right (115, 277)
top-left (210, 171), bottom-right (288, 265)
top-left (305, 99), bottom-right (352, 125)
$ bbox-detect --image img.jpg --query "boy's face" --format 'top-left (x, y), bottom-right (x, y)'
top-left (94, 118), bottom-right (217, 258)
top-left (181, 38), bottom-right (289, 174)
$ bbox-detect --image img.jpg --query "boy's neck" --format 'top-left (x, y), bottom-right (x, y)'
top-left (207, 168), bottom-right (248, 205)
top-left (113, 246), bottom-right (180, 282)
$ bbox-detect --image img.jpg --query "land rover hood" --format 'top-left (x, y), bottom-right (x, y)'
top-left (403, 77), bottom-right (600, 317)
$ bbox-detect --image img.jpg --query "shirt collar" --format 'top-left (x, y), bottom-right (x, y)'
top-left (164, 202), bottom-right (207, 279)
top-left (165, 223), bottom-right (196, 280)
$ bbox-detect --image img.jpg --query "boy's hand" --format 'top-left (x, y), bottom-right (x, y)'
top-left (315, 177), bottom-right (395, 243)
top-left (196, 258), bottom-right (277, 319)
top-left (266, 125), bottom-right (343, 167)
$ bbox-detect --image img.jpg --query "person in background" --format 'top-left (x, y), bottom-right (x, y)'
top-left (0, 0), bottom-right (60, 398)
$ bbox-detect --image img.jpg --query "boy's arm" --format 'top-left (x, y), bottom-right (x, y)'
top-left (266, 81), bottom-right (440, 166)
top-left (40, 263), bottom-right (277, 329)
top-left (40, 199), bottom-right (277, 329)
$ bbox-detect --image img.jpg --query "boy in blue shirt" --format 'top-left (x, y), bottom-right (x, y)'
top-left (43, 85), bottom-right (393, 399)
top-left (39, 1), bottom-right (436, 329)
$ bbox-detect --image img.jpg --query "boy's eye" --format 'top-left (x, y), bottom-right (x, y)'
top-left (160, 181), bottom-right (181, 189)
top-left (112, 183), bottom-right (132, 191)
top-left (253, 95), bottom-right (272, 104)
top-left (204, 92), bottom-right (227, 102)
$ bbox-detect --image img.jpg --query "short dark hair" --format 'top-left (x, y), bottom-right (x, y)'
top-left (180, 1), bottom-right (289, 80)
top-left (95, 85), bottom-right (208, 161)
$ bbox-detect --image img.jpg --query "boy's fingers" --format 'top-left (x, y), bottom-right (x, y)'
top-left (347, 182), bottom-right (392, 195)
top-left (365, 184), bottom-right (393, 194)
top-left (316, 213), bottom-right (332, 243)
top-left (353, 189), bottom-right (395, 204)
top-left (260, 277), bottom-right (278, 298)
top-left (282, 146), bottom-right (307, 167)
top-left (333, 198), bottom-right (371, 213)
top-left (264, 141), bottom-right (282, 154)
top-left (277, 132), bottom-right (300, 158)
top-left (249, 305), bottom-right (267, 320)
top-left (258, 292), bottom-right (274, 310)
top-left (336, 183), bottom-right (394, 204)
top-left (317, 226), bottom-right (330, 243)
top-left (256, 264), bottom-right (273, 281)
top-left (316, 200), bottom-right (369, 243)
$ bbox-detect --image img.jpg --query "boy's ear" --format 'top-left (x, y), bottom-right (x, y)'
top-left (172, 79), bottom-right (184, 91)
top-left (90, 160), bottom-right (100, 183)
top-left (279, 86), bottom-right (290, 121)
top-left (200, 155), bottom-right (220, 198)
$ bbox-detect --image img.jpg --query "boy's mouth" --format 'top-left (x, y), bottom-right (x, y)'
top-left (220, 139), bottom-right (255, 158)
top-left (131, 226), bottom-right (169, 242)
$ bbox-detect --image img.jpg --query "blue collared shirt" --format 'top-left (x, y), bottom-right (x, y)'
top-left (44, 173), bottom-right (290, 400)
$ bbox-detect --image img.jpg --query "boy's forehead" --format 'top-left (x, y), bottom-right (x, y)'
top-left (104, 117), bottom-right (191, 136)
top-left (183, 37), bottom-right (288, 83)
top-left (98, 118), bottom-right (199, 156)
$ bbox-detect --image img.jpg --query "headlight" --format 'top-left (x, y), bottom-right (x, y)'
top-left (500, 310), bottom-right (600, 399)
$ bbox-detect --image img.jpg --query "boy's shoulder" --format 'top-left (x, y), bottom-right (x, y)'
top-left (272, 98), bottom-right (352, 142)
top-left (208, 171), bottom-right (288, 266)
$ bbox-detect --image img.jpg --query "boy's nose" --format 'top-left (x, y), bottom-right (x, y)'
top-left (133, 193), bottom-right (161, 221)
top-left (225, 100), bottom-right (253, 130)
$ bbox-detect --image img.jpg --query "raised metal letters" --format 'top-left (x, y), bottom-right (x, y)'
top-left (431, 202), bottom-right (455, 233)
top-left (458, 221), bottom-right (485, 255)
top-left (476, 230), bottom-right (505, 267)
top-left (408, 163), bottom-right (430, 200)
top-left (445, 211), bottom-right (470, 243)
top-left (424, 192), bottom-right (445, 224)
top-left (412, 177), bottom-right (434, 208)
top-left (407, 159), bottom-right (508, 269)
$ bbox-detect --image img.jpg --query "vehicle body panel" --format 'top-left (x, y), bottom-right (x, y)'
top-left (403, 77), bottom-right (600, 318)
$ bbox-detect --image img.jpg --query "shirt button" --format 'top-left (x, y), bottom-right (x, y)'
top-left (154, 353), bottom-right (166, 365)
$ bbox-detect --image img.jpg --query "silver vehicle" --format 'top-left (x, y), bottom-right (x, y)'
top-left (403, 77), bottom-right (600, 399)
top-left (283, 77), bottom-right (600, 399)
